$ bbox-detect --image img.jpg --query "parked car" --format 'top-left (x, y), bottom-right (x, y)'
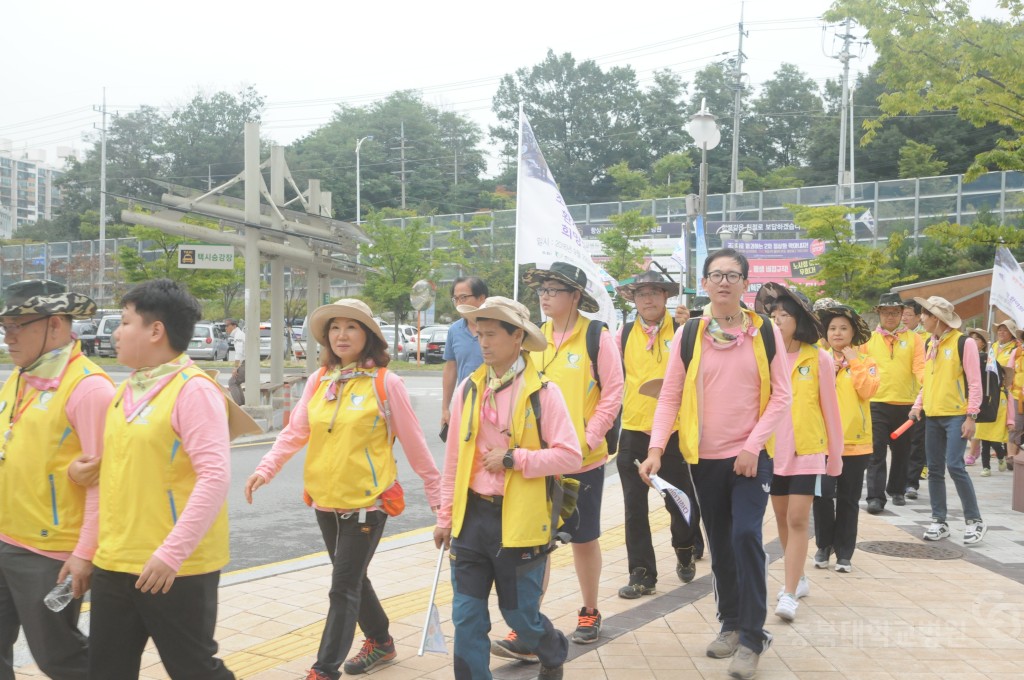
top-left (258, 322), bottom-right (291, 360)
top-left (94, 315), bottom-right (121, 358)
top-left (0, 329), bottom-right (7, 353)
top-left (381, 328), bottom-right (410, 361)
top-left (420, 327), bottom-right (449, 364)
top-left (187, 322), bottom-right (230, 361)
top-left (73, 320), bottom-right (97, 356)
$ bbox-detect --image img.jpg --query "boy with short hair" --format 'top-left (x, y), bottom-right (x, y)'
top-left (89, 279), bottom-right (235, 680)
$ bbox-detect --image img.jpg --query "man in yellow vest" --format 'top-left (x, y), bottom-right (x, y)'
top-left (434, 297), bottom-right (582, 680)
top-left (89, 279), bottom-right (236, 679)
top-left (909, 296), bottom-right (987, 545)
top-left (0, 280), bottom-right (114, 680)
top-left (862, 293), bottom-right (925, 513)
top-left (522, 262), bottom-right (623, 646)
top-left (614, 270), bottom-right (703, 599)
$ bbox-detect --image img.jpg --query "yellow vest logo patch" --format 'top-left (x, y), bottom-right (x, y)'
top-left (566, 352), bottom-right (582, 368)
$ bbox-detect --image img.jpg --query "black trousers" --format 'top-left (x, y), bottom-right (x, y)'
top-left (906, 415), bottom-right (927, 490)
top-left (88, 567), bottom-right (233, 680)
top-left (867, 402), bottom-right (913, 506)
top-left (616, 430), bottom-right (702, 580)
top-left (813, 454), bottom-right (870, 561)
top-left (981, 440), bottom-right (1007, 469)
top-left (312, 509), bottom-right (389, 680)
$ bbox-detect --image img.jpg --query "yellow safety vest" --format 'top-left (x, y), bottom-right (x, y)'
top-left (790, 344), bottom-right (827, 455)
top-left (96, 366), bottom-right (229, 575)
top-left (622, 313), bottom-right (677, 432)
top-left (451, 356), bottom-right (563, 548)
top-left (304, 373), bottom-right (395, 509)
top-left (835, 353), bottom-right (874, 450)
top-left (0, 350), bottom-right (110, 551)
top-left (677, 310), bottom-right (774, 464)
top-left (862, 330), bottom-right (923, 404)
top-left (923, 331), bottom-right (969, 417)
top-left (532, 316), bottom-right (607, 467)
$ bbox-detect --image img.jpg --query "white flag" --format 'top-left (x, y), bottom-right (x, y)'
top-left (649, 473), bottom-right (692, 524)
top-left (515, 110), bottom-right (617, 330)
top-left (991, 246), bottom-right (1024, 329)
top-left (421, 603), bottom-right (447, 655)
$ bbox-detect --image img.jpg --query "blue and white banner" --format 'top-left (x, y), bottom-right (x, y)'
top-left (991, 246), bottom-right (1024, 329)
top-left (649, 473), bottom-right (692, 524)
top-left (515, 110), bottom-right (617, 330)
top-left (694, 216), bottom-right (708, 298)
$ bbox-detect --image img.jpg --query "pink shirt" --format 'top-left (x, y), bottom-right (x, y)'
top-left (254, 370), bottom-right (442, 509)
top-left (551, 325), bottom-right (624, 471)
top-left (650, 319), bottom-right (792, 458)
top-left (151, 376), bottom-right (232, 572)
top-left (772, 348), bottom-right (844, 476)
top-left (436, 374), bottom-right (582, 529)
top-left (0, 373), bottom-right (115, 562)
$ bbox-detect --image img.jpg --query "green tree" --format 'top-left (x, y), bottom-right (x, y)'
top-left (749, 63), bottom-right (824, 169)
top-left (787, 204), bottom-right (911, 310)
top-left (827, 0), bottom-right (1023, 180)
top-left (606, 162), bottom-right (649, 200)
top-left (595, 210), bottom-right (654, 312)
top-left (898, 140), bottom-right (949, 178)
top-left (358, 213), bottom-right (439, 355)
top-left (738, 166), bottom-right (805, 191)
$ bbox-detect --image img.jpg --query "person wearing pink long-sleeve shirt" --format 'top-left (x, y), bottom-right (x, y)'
top-left (641, 250), bottom-right (791, 680)
top-left (246, 299), bottom-right (440, 680)
top-left (756, 283), bottom-right (843, 625)
top-left (90, 279), bottom-right (235, 680)
top-left (433, 297), bottom-right (581, 680)
top-left (521, 261), bottom-right (624, 648)
top-left (0, 279), bottom-right (115, 680)
top-left (909, 296), bottom-right (988, 546)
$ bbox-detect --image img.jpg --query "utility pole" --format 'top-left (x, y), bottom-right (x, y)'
top-left (836, 17), bottom-right (853, 203)
top-left (730, 2), bottom-right (747, 196)
top-left (93, 88), bottom-right (107, 304)
top-left (391, 121), bottom-right (409, 209)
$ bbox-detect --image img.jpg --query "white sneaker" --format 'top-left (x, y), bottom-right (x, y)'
top-left (923, 521), bottom-right (950, 541)
top-left (776, 575), bottom-right (810, 601)
top-left (775, 593), bottom-right (798, 622)
top-left (964, 519), bottom-right (987, 545)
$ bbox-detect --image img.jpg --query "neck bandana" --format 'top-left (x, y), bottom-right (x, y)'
top-left (706, 312), bottom-right (751, 345)
top-left (875, 324), bottom-right (906, 339)
top-left (322, 361), bottom-right (377, 402)
top-left (19, 340), bottom-right (78, 392)
top-left (122, 353), bottom-right (191, 421)
top-left (638, 315), bottom-right (664, 351)
top-left (927, 330), bottom-right (952, 362)
top-left (481, 356), bottom-right (525, 425)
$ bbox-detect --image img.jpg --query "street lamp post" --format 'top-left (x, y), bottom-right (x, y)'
top-left (686, 99), bottom-right (721, 299)
top-left (355, 135), bottom-right (374, 224)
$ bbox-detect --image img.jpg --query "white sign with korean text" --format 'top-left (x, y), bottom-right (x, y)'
top-left (177, 245), bottom-right (235, 270)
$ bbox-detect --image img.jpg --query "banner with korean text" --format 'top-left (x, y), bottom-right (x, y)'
top-left (515, 110), bottom-right (617, 329)
top-left (991, 246), bottom-right (1024, 329)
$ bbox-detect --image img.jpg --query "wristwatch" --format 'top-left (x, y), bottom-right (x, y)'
top-left (968, 412), bottom-right (979, 420)
top-left (503, 449), bottom-right (515, 470)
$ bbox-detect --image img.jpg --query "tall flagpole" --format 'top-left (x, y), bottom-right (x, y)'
top-left (513, 101), bottom-right (524, 303)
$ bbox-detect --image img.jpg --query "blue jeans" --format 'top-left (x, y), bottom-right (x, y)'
top-left (925, 415), bottom-right (982, 522)
top-left (449, 495), bottom-right (567, 679)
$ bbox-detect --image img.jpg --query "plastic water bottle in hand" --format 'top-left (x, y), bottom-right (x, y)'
top-left (43, 575), bottom-right (74, 612)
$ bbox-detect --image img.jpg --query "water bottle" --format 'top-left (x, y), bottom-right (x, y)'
top-left (43, 575), bottom-right (74, 613)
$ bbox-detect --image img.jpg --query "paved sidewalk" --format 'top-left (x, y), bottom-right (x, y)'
top-left (15, 462), bottom-right (1024, 679)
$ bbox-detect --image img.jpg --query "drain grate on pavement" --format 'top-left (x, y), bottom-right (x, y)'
top-left (857, 540), bottom-right (963, 560)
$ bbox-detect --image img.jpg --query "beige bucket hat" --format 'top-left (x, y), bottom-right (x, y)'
top-left (309, 299), bottom-right (384, 347)
top-left (457, 296), bottom-right (547, 352)
top-left (913, 296), bottom-right (962, 329)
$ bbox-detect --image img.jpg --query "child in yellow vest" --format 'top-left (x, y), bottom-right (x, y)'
top-left (972, 322), bottom-right (1017, 475)
top-left (757, 284), bottom-right (843, 623)
top-left (90, 279), bottom-right (235, 680)
top-left (813, 305), bottom-right (879, 573)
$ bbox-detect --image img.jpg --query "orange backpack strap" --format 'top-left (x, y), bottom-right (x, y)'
top-left (374, 367), bottom-right (393, 443)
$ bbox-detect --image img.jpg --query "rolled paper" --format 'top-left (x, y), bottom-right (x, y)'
top-left (890, 419), bottom-right (914, 440)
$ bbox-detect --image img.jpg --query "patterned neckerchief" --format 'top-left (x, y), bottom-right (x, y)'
top-left (19, 341), bottom-right (77, 392)
top-left (482, 356), bottom-right (525, 425)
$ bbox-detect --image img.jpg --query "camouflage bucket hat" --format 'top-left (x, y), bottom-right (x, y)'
top-left (0, 279), bottom-right (97, 319)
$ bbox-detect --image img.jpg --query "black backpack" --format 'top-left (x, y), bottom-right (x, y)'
top-left (925, 335), bottom-right (1000, 424)
top-left (584, 320), bottom-right (621, 454)
top-left (680, 313), bottom-right (777, 369)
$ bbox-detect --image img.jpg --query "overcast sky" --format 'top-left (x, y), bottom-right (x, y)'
top-left (0, 0), bottom-right (1006, 177)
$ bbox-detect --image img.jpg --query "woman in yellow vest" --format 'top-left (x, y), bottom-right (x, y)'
top-left (244, 299), bottom-right (441, 680)
top-left (813, 304), bottom-right (879, 574)
top-left (974, 321), bottom-right (1017, 476)
top-left (756, 283), bottom-right (843, 623)
top-left (963, 329), bottom-right (988, 466)
top-left (1010, 327), bottom-right (1024, 470)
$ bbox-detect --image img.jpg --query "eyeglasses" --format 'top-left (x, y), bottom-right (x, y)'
top-left (633, 289), bottom-right (664, 300)
top-left (451, 294), bottom-right (478, 305)
top-left (0, 316), bottom-right (50, 334)
top-left (706, 271), bottom-right (744, 284)
top-left (537, 287), bottom-right (573, 298)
